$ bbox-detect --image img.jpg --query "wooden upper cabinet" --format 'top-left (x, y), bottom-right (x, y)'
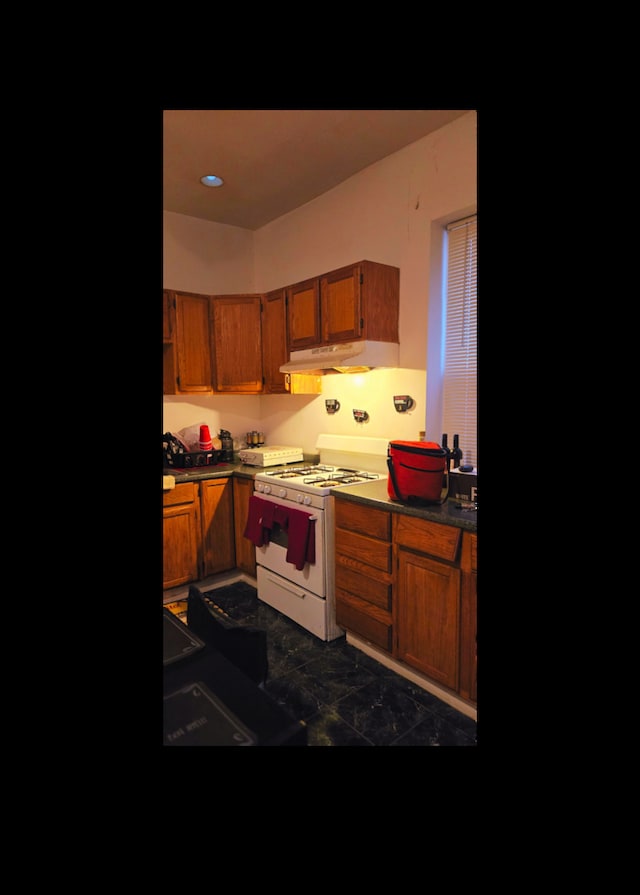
top-left (321, 264), bottom-right (362, 343)
top-left (211, 295), bottom-right (263, 393)
top-left (173, 292), bottom-right (214, 393)
top-left (163, 289), bottom-right (174, 342)
top-left (328, 261), bottom-right (399, 344)
top-left (287, 261), bottom-right (399, 353)
top-left (261, 289), bottom-right (289, 394)
top-left (163, 290), bottom-right (177, 394)
top-left (286, 278), bottom-right (321, 351)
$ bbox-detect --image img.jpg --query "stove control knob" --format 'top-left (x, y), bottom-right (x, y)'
top-left (263, 484), bottom-right (272, 494)
top-left (255, 481), bottom-right (264, 492)
top-left (296, 494), bottom-right (304, 503)
top-left (277, 487), bottom-right (287, 498)
top-left (303, 495), bottom-right (312, 506)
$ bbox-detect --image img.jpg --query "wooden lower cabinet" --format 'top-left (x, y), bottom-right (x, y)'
top-left (393, 514), bottom-right (462, 692)
top-left (233, 476), bottom-right (257, 577)
top-left (163, 478), bottom-right (236, 589)
top-left (333, 497), bottom-right (476, 706)
top-left (335, 501), bottom-right (393, 652)
top-left (200, 478), bottom-right (235, 577)
top-left (459, 532), bottom-right (477, 702)
top-left (395, 548), bottom-right (461, 691)
top-left (163, 483), bottom-right (200, 589)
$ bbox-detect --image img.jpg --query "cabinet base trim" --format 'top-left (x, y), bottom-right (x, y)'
top-left (346, 633), bottom-right (477, 722)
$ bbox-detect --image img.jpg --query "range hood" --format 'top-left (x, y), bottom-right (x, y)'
top-left (280, 341), bottom-right (399, 374)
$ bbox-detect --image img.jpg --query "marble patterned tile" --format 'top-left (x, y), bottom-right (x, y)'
top-left (202, 583), bottom-right (476, 747)
top-left (331, 678), bottom-right (434, 746)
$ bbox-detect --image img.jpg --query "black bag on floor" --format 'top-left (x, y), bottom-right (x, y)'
top-left (187, 585), bottom-right (268, 686)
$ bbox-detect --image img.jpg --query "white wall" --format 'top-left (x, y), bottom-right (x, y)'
top-left (261, 368), bottom-right (427, 456)
top-left (163, 213), bottom-right (255, 293)
top-left (163, 111), bottom-right (477, 454)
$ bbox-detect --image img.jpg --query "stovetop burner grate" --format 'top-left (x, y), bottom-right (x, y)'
top-left (256, 462), bottom-right (381, 492)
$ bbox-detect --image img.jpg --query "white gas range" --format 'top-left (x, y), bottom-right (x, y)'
top-left (249, 435), bottom-right (389, 641)
top-left (254, 464), bottom-right (380, 502)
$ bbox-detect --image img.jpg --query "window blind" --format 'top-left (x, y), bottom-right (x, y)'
top-left (443, 215), bottom-right (477, 469)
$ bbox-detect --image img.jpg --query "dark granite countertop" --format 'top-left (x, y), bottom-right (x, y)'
top-left (163, 462), bottom-right (476, 532)
top-left (163, 461), bottom-right (258, 483)
top-left (331, 477), bottom-right (477, 532)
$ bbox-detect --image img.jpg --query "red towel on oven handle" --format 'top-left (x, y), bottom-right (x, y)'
top-left (244, 495), bottom-right (270, 547)
top-left (280, 505), bottom-right (316, 571)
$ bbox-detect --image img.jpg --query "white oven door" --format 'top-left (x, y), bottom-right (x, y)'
top-left (254, 492), bottom-right (325, 597)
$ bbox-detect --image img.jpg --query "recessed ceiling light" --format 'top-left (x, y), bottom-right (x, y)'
top-left (200, 174), bottom-right (224, 188)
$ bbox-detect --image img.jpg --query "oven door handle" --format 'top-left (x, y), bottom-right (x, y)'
top-left (264, 574), bottom-right (306, 599)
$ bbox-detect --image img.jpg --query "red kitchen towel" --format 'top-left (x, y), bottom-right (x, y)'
top-left (281, 505), bottom-right (316, 571)
top-left (243, 495), bottom-right (269, 547)
top-left (259, 499), bottom-right (276, 532)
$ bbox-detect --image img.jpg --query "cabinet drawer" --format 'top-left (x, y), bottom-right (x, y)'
top-left (393, 514), bottom-right (461, 563)
top-left (335, 500), bottom-right (390, 540)
top-left (335, 529), bottom-right (391, 573)
top-left (163, 482), bottom-right (198, 507)
top-left (335, 561), bottom-right (391, 611)
top-left (336, 593), bottom-right (392, 652)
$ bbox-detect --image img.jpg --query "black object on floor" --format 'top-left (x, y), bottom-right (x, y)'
top-left (163, 607), bottom-right (307, 747)
top-left (202, 582), bottom-right (477, 747)
top-left (163, 608), bottom-right (206, 666)
top-left (187, 584), bottom-right (268, 686)
top-left (164, 681), bottom-right (258, 746)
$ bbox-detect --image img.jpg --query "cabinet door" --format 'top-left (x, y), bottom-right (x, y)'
top-left (459, 533), bottom-right (477, 703)
top-left (163, 289), bottom-right (174, 341)
top-left (163, 484), bottom-right (200, 589)
top-left (174, 292), bottom-right (213, 393)
top-left (261, 289), bottom-right (288, 394)
top-left (200, 478), bottom-right (235, 577)
top-left (233, 477), bottom-right (257, 577)
top-left (163, 290), bottom-right (177, 394)
top-left (287, 278), bottom-right (321, 351)
top-left (320, 264), bottom-right (362, 343)
top-left (395, 549), bottom-right (460, 691)
top-left (211, 295), bottom-right (263, 393)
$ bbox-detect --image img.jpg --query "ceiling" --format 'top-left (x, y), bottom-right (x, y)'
top-left (163, 109), bottom-right (471, 231)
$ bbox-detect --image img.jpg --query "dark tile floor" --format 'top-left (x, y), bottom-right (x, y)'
top-left (200, 581), bottom-right (477, 747)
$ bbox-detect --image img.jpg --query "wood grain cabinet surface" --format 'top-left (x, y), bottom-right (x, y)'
top-left (163, 479), bottom-right (236, 589)
top-left (335, 500), bottom-right (393, 652)
top-left (163, 483), bottom-right (200, 589)
top-left (459, 532), bottom-right (477, 703)
top-left (211, 295), bottom-right (264, 394)
top-left (233, 476), bottom-right (257, 577)
top-left (261, 289), bottom-right (289, 394)
top-left (333, 497), bottom-right (476, 707)
top-left (170, 291), bottom-right (214, 394)
top-left (164, 259), bottom-right (397, 396)
top-left (200, 477), bottom-right (236, 577)
top-left (287, 260), bottom-right (399, 353)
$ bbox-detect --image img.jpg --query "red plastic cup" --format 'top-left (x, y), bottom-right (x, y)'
top-left (199, 425), bottom-right (212, 451)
